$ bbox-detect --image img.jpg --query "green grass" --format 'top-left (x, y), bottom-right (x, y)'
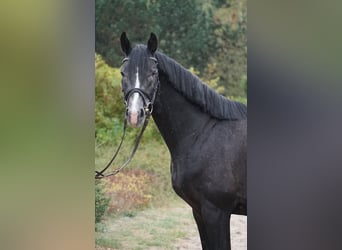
top-left (95, 237), bottom-right (122, 249)
top-left (95, 201), bottom-right (196, 250)
top-left (95, 137), bottom-right (176, 209)
top-left (95, 121), bottom-right (197, 249)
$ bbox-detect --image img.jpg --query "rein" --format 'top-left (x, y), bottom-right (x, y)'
top-left (95, 56), bottom-right (159, 179)
top-left (95, 114), bottom-right (151, 179)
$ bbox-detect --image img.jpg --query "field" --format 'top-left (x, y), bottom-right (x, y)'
top-left (95, 200), bottom-right (247, 250)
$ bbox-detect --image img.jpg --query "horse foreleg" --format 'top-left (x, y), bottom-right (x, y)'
top-left (201, 201), bottom-right (231, 250)
top-left (192, 209), bottom-right (209, 250)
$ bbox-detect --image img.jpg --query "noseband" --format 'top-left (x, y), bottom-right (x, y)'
top-left (95, 56), bottom-right (159, 179)
top-left (124, 88), bottom-right (154, 115)
top-left (123, 56), bottom-right (159, 115)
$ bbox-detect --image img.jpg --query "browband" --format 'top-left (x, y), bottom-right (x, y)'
top-left (122, 57), bottom-right (157, 63)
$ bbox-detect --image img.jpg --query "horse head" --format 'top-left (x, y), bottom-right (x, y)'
top-left (120, 32), bottom-right (159, 128)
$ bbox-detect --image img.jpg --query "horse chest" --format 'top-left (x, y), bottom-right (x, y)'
top-left (170, 150), bottom-right (218, 197)
top-left (169, 134), bottom-right (245, 205)
top-left (170, 155), bottom-right (199, 198)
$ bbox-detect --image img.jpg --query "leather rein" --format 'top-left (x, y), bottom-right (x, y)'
top-left (95, 57), bottom-right (159, 179)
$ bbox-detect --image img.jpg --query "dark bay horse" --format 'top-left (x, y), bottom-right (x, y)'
top-left (120, 32), bottom-right (247, 250)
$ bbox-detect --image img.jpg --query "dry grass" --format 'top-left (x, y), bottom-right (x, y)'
top-left (103, 169), bottom-right (154, 214)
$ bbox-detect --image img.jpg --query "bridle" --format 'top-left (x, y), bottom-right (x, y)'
top-left (95, 56), bottom-right (159, 179)
top-left (124, 56), bottom-right (159, 113)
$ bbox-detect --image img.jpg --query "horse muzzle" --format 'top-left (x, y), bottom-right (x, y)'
top-left (126, 108), bottom-right (146, 128)
top-left (125, 92), bottom-right (146, 128)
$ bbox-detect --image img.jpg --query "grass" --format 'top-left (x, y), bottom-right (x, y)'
top-left (95, 137), bottom-right (176, 213)
top-left (95, 136), bottom-right (176, 209)
top-left (94, 124), bottom-right (248, 250)
top-left (95, 125), bottom-right (197, 249)
top-left (95, 237), bottom-right (122, 249)
top-left (95, 201), bottom-right (197, 250)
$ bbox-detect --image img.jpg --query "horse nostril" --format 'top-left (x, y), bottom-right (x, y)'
top-left (139, 108), bottom-right (145, 118)
top-left (126, 108), bottom-right (129, 116)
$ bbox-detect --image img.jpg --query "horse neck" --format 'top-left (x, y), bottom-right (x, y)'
top-left (152, 73), bottom-right (212, 154)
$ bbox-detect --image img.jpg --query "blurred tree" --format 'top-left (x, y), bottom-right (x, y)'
top-left (95, 0), bottom-right (217, 71)
top-left (208, 0), bottom-right (247, 97)
top-left (95, 0), bottom-right (247, 98)
top-left (96, 0), bottom-right (154, 67)
top-left (149, 0), bottom-right (217, 71)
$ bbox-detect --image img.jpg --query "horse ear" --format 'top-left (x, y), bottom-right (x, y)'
top-left (120, 32), bottom-right (131, 55)
top-left (147, 32), bottom-right (158, 54)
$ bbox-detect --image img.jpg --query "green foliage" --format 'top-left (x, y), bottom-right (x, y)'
top-left (230, 95), bottom-right (247, 106)
top-left (95, 180), bottom-right (110, 224)
top-left (96, 0), bottom-right (156, 66)
top-left (150, 0), bottom-right (217, 71)
top-left (189, 67), bottom-right (225, 95)
top-left (208, 0), bottom-right (247, 97)
top-left (96, 0), bottom-right (247, 99)
top-left (95, 53), bottom-right (125, 145)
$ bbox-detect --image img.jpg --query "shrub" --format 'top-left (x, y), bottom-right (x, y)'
top-left (95, 53), bottom-right (125, 145)
top-left (102, 169), bottom-right (154, 214)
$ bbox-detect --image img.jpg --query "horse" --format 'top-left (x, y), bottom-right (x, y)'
top-left (119, 32), bottom-right (247, 250)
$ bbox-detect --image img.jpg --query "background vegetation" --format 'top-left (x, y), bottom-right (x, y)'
top-left (95, 0), bottom-right (246, 248)
top-left (96, 0), bottom-right (247, 97)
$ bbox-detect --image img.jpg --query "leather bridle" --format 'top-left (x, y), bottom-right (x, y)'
top-left (95, 56), bottom-right (159, 179)
top-left (123, 56), bottom-right (159, 115)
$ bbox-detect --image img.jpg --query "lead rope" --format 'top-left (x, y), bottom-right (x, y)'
top-left (95, 114), bottom-right (151, 179)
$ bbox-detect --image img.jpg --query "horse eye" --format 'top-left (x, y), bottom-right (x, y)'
top-left (120, 71), bottom-right (125, 77)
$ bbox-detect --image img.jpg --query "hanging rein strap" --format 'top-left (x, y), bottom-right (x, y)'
top-left (95, 114), bottom-right (151, 179)
top-left (95, 119), bottom-right (127, 179)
